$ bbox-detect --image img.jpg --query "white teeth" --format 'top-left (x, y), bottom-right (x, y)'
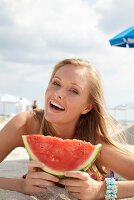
top-left (50, 101), bottom-right (65, 110)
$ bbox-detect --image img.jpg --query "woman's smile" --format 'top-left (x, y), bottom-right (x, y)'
top-left (49, 100), bottom-right (65, 113)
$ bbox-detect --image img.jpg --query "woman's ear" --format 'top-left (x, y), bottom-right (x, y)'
top-left (81, 104), bottom-right (93, 115)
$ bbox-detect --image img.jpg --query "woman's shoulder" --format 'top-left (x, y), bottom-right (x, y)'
top-left (2, 110), bottom-right (43, 136)
top-left (1, 111), bottom-right (32, 134)
top-left (0, 111), bottom-right (35, 152)
top-left (11, 110), bottom-right (35, 125)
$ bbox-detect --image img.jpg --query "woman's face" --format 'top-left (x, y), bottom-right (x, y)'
top-left (44, 64), bottom-right (92, 124)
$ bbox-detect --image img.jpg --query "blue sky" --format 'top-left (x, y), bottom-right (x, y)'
top-left (0, 0), bottom-right (134, 120)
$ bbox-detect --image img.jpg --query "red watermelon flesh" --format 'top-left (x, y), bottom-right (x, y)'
top-left (22, 135), bottom-right (102, 178)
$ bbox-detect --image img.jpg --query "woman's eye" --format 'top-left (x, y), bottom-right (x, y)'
top-left (52, 81), bottom-right (60, 86)
top-left (70, 89), bottom-right (78, 94)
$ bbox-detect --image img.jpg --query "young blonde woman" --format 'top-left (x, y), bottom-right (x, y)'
top-left (0, 58), bottom-right (134, 199)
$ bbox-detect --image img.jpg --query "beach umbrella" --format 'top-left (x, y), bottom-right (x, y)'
top-left (111, 103), bottom-right (134, 122)
top-left (0, 94), bottom-right (19, 115)
top-left (20, 97), bottom-right (31, 106)
top-left (0, 94), bottom-right (19, 104)
top-left (126, 102), bottom-right (134, 109)
top-left (16, 97), bottom-right (31, 113)
top-left (0, 94), bottom-right (31, 115)
top-left (109, 26), bottom-right (134, 48)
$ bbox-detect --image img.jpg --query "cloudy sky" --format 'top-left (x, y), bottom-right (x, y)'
top-left (0, 0), bottom-right (134, 119)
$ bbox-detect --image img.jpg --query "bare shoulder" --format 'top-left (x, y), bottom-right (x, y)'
top-left (0, 111), bottom-right (41, 162)
top-left (1, 110), bottom-right (40, 133)
top-left (1, 111), bottom-right (32, 135)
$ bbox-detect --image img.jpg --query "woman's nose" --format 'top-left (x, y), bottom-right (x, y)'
top-left (54, 89), bottom-right (65, 99)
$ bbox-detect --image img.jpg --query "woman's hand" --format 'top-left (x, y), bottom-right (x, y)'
top-left (59, 171), bottom-right (104, 200)
top-left (21, 161), bottom-right (59, 195)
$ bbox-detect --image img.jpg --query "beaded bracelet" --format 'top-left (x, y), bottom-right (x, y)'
top-left (105, 178), bottom-right (118, 200)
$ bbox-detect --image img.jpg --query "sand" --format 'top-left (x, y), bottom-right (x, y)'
top-left (0, 116), bottom-right (134, 200)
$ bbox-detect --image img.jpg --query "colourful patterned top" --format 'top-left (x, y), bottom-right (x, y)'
top-left (90, 167), bottom-right (115, 181)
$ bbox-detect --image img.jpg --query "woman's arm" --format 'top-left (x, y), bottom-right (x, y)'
top-left (0, 112), bottom-right (29, 162)
top-left (0, 111), bottom-right (32, 192)
top-left (0, 110), bottom-right (41, 161)
top-left (0, 177), bottom-right (23, 193)
top-left (99, 143), bottom-right (134, 180)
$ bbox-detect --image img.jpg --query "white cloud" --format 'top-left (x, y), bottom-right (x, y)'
top-left (0, 0), bottom-right (102, 60)
top-left (0, 0), bottom-right (134, 118)
top-left (95, 0), bottom-right (134, 34)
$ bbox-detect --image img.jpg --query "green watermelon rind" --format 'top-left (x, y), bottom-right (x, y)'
top-left (22, 136), bottom-right (102, 178)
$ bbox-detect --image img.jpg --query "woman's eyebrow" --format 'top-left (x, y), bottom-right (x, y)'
top-left (70, 82), bottom-right (83, 91)
top-left (53, 76), bottom-right (61, 80)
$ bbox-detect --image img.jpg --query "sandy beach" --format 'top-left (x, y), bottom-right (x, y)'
top-left (0, 116), bottom-right (134, 200)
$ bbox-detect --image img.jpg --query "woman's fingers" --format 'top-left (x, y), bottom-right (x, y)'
top-left (30, 178), bottom-right (56, 187)
top-left (59, 171), bottom-right (90, 187)
top-left (59, 178), bottom-right (84, 187)
top-left (27, 160), bottom-right (59, 182)
top-left (22, 177), bottom-right (47, 195)
top-left (64, 171), bottom-right (89, 180)
top-left (27, 171), bottom-right (59, 182)
top-left (22, 160), bottom-right (60, 195)
top-left (27, 160), bottom-right (45, 172)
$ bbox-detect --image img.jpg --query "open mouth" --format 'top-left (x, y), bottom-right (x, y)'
top-left (50, 101), bottom-right (65, 111)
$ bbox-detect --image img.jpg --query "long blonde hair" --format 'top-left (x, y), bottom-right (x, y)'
top-left (34, 58), bottom-right (131, 175)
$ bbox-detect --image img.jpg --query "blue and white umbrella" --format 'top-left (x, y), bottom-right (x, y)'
top-left (109, 26), bottom-right (134, 48)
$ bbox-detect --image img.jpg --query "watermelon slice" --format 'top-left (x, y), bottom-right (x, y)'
top-left (22, 135), bottom-right (102, 178)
